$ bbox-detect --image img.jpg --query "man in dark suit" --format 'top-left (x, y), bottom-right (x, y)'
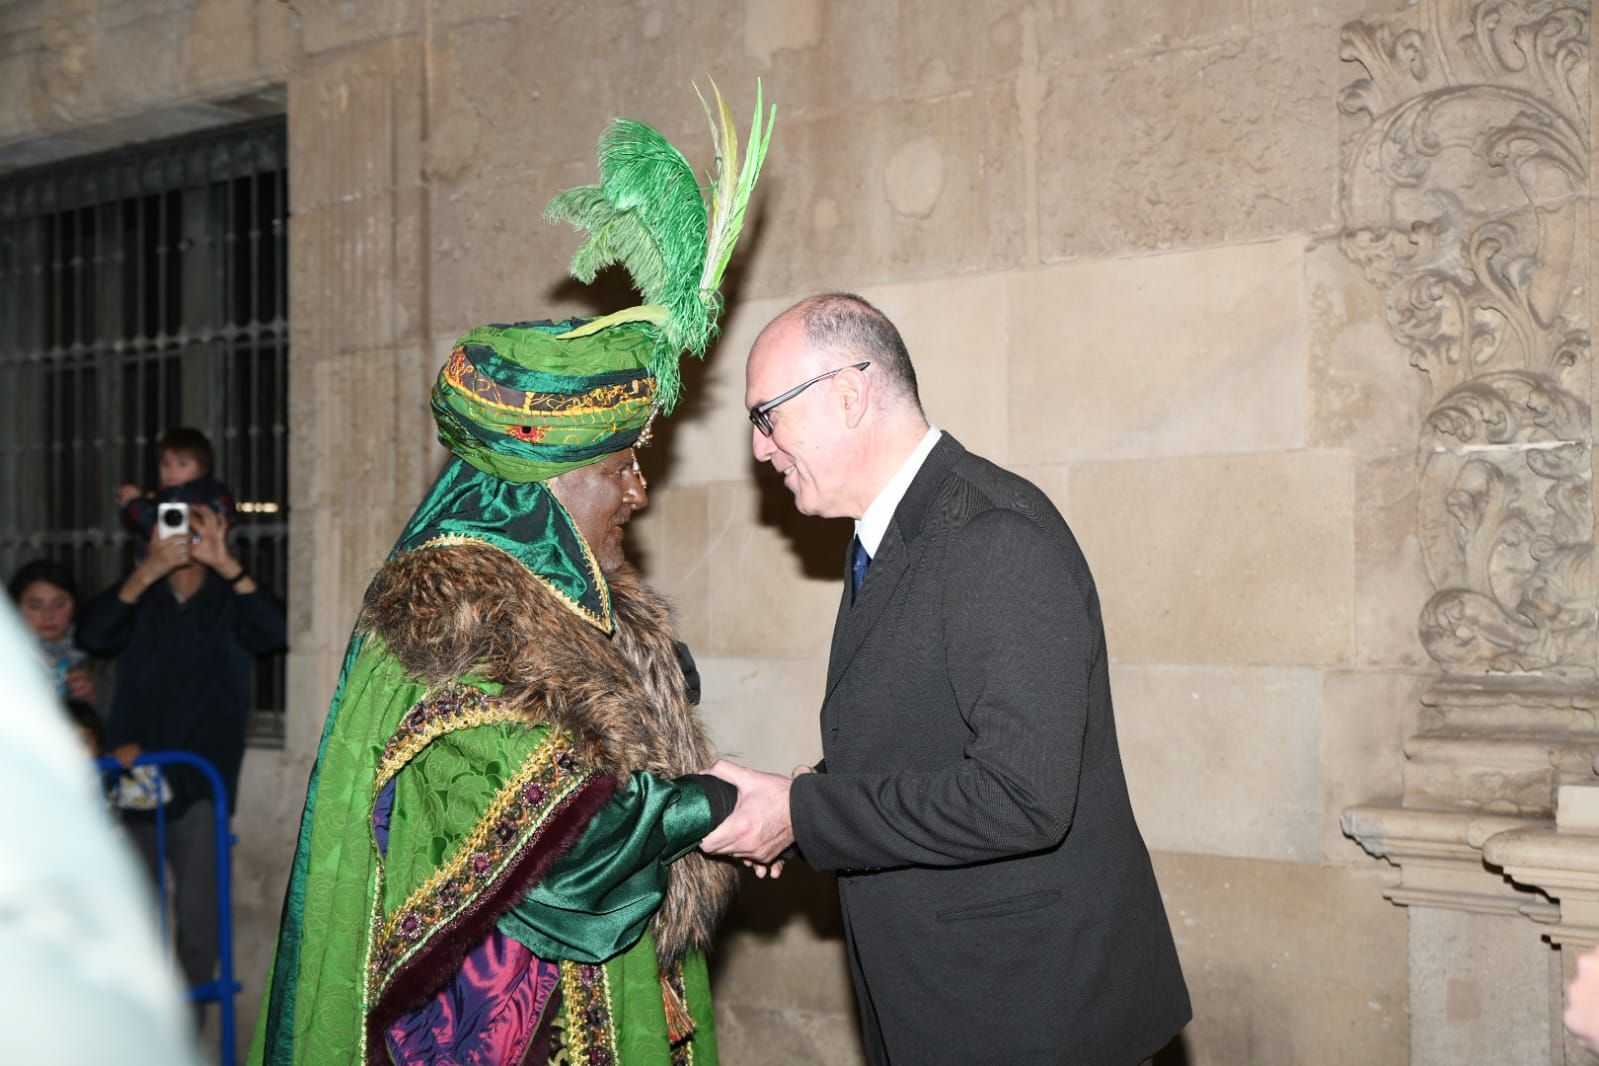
top-left (701, 293), bottom-right (1191, 1065)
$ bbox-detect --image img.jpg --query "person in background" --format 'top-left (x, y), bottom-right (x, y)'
top-left (115, 427), bottom-right (236, 547)
top-left (9, 558), bottom-right (103, 710)
top-left (78, 475), bottom-right (286, 999)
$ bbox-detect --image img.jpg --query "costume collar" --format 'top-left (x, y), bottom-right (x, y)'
top-left (855, 426), bottom-right (942, 556)
top-left (392, 458), bottom-right (612, 633)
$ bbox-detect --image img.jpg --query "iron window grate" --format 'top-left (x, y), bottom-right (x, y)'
top-left (0, 116), bottom-right (289, 743)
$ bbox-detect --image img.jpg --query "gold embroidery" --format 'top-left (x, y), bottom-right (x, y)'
top-left (372, 685), bottom-right (531, 800)
top-left (561, 959), bottom-right (620, 1066)
top-left (365, 733), bottom-right (596, 1011)
top-left (441, 347), bottom-right (654, 417)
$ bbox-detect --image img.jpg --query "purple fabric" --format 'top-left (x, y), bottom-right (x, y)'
top-left (384, 932), bottom-right (561, 1065)
top-left (374, 781), bottom-right (561, 1063)
top-left (374, 777), bottom-right (396, 855)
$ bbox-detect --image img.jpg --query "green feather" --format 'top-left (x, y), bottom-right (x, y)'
top-left (545, 83), bottom-right (775, 413)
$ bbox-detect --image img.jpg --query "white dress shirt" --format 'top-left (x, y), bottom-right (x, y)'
top-left (855, 426), bottom-right (943, 556)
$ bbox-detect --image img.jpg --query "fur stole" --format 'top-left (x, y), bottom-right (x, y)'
top-left (358, 542), bottom-right (736, 967)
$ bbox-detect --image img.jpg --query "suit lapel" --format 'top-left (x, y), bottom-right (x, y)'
top-left (823, 434), bottom-right (966, 702)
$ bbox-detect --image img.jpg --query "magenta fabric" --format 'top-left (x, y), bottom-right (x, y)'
top-left (383, 931), bottom-right (561, 1064)
top-left (374, 779), bottom-right (563, 1064)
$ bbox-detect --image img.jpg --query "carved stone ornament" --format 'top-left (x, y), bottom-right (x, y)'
top-left (1339, 0), bottom-right (1593, 676)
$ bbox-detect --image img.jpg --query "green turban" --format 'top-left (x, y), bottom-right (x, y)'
top-left (400, 84), bottom-right (774, 630)
top-left (432, 319), bottom-right (660, 485)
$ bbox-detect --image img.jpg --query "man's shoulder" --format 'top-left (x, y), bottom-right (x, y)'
top-left (934, 446), bottom-right (1098, 589)
top-left (943, 447), bottom-right (1067, 530)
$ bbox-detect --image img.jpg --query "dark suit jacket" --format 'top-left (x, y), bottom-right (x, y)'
top-left (790, 435), bottom-right (1190, 1065)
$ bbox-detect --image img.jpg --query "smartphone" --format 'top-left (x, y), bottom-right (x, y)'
top-left (157, 502), bottom-right (190, 540)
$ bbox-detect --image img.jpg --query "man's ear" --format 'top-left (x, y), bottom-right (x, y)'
top-left (838, 367), bottom-right (870, 429)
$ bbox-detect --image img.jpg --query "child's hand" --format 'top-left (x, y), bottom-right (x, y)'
top-left (110, 743), bottom-right (142, 769)
top-left (114, 484), bottom-right (140, 507)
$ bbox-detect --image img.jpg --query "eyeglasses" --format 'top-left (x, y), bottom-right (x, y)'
top-left (748, 362), bottom-right (870, 437)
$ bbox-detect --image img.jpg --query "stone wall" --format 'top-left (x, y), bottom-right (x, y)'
top-left (6, 0), bottom-right (1586, 1062)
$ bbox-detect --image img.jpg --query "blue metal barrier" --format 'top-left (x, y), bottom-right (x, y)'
top-left (98, 751), bottom-right (240, 1066)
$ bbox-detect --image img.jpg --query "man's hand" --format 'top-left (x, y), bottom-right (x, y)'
top-left (190, 504), bottom-right (232, 572)
top-left (120, 529), bottom-right (189, 602)
top-left (191, 505), bottom-right (257, 592)
top-left (699, 759), bottom-right (796, 864)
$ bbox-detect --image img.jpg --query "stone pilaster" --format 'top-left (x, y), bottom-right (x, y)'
top-left (1337, 2), bottom-right (1599, 1061)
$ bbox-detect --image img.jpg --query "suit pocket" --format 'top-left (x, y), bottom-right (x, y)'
top-left (935, 889), bottom-right (1061, 923)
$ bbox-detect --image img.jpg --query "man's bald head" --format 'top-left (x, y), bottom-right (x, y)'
top-left (745, 293), bottom-right (931, 519)
top-left (761, 293), bottom-right (922, 414)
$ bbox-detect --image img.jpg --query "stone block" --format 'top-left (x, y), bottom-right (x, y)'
top-left (298, 0), bottom-right (419, 56)
top-left (424, 15), bottom-right (624, 182)
top-left (1114, 663), bottom-right (1322, 862)
top-left (1354, 453), bottom-right (1431, 670)
top-left (1250, 0), bottom-right (1394, 31)
top-left (587, 0), bottom-right (898, 124)
top-left (1408, 907), bottom-right (1553, 1065)
top-left (425, 162), bottom-right (606, 332)
top-left (425, 0), bottom-right (525, 28)
top-left (738, 85), bottom-right (1028, 298)
top-left (638, 294), bottom-right (793, 490)
top-left (285, 647), bottom-right (342, 755)
top-left (232, 748), bottom-right (305, 1060)
top-left (712, 863), bottom-right (853, 1015)
top-left (1152, 851), bottom-right (1408, 1066)
top-left (0, 51), bottom-right (38, 142)
top-left (29, 8), bottom-right (106, 130)
top-left (298, 349), bottom-right (416, 607)
top-left (630, 482), bottom-right (713, 653)
top-left (289, 40), bottom-right (424, 210)
top-left (185, 0), bottom-right (292, 95)
top-left (1066, 452), bottom-right (1356, 666)
top-left (0, 2), bottom-right (47, 54)
top-left (713, 1002), bottom-right (867, 1066)
top-left (99, 8), bottom-right (227, 120)
top-left (289, 192), bottom-right (425, 354)
top-left (1306, 238), bottom-right (1423, 454)
top-left (1321, 670), bottom-right (1425, 864)
top-left (253, 0), bottom-right (296, 74)
top-left (864, 273), bottom-right (1011, 463)
top-left (1008, 240), bottom-right (1307, 464)
top-left (696, 656), bottom-right (828, 772)
top-left (898, 0), bottom-right (1259, 97)
top-left (705, 478), bottom-right (850, 658)
top-left (1038, 25), bottom-right (1340, 258)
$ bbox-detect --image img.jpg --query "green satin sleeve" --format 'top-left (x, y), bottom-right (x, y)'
top-left (496, 772), bottom-right (714, 963)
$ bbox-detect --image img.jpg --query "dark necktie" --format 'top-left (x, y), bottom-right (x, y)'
top-left (850, 535), bottom-right (871, 601)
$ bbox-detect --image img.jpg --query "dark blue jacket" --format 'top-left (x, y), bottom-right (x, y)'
top-left (78, 572), bottom-right (286, 816)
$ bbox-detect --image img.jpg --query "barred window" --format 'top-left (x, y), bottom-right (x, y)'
top-left (0, 117), bottom-right (289, 743)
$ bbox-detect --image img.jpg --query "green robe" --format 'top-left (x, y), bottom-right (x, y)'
top-left (250, 636), bottom-right (721, 1066)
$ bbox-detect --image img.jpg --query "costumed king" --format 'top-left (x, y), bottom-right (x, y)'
top-left (251, 84), bottom-right (773, 1066)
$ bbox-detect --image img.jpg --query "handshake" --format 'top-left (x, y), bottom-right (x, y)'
top-left (696, 759), bottom-right (815, 878)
